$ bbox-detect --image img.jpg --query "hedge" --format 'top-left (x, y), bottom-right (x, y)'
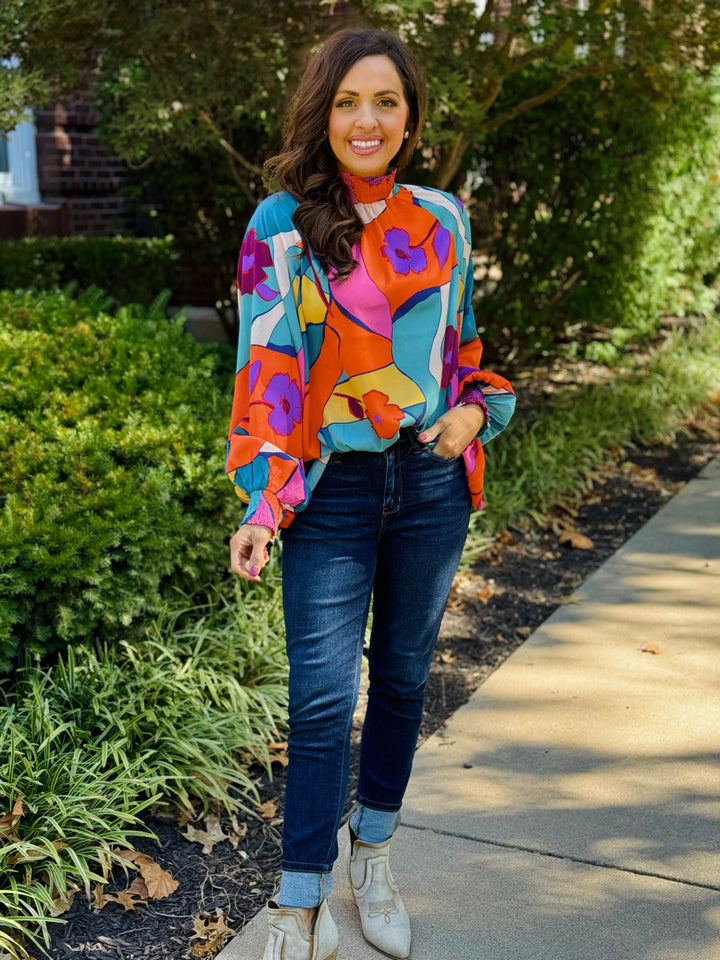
top-left (0, 288), bottom-right (238, 669)
top-left (472, 67), bottom-right (720, 358)
top-left (0, 235), bottom-right (178, 307)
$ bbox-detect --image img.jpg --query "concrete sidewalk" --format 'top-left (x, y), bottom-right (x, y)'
top-left (219, 457), bottom-right (720, 960)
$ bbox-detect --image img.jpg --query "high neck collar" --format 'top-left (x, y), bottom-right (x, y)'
top-left (340, 169), bottom-right (396, 204)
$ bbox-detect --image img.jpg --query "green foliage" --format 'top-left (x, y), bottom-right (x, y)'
top-left (0, 289), bottom-right (240, 669)
top-left (473, 317), bottom-right (720, 539)
top-left (471, 67), bottom-right (720, 354)
top-left (0, 578), bottom-right (288, 957)
top-left (0, 235), bottom-right (178, 307)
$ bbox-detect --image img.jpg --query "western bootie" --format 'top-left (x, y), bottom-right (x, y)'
top-left (348, 827), bottom-right (411, 959)
top-left (262, 898), bottom-right (338, 960)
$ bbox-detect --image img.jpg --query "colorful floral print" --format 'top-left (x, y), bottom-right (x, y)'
top-left (226, 170), bottom-right (516, 533)
top-left (382, 227), bottom-right (428, 275)
top-left (259, 373), bottom-right (302, 437)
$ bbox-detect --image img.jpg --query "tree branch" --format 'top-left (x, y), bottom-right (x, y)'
top-left (482, 60), bottom-right (621, 135)
top-left (217, 137), bottom-right (264, 178)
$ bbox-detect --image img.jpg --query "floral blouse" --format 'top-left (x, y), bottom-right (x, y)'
top-left (226, 169), bottom-right (516, 533)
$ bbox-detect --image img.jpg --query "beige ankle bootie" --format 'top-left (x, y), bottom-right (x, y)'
top-left (348, 830), bottom-right (411, 959)
top-left (263, 899), bottom-right (338, 960)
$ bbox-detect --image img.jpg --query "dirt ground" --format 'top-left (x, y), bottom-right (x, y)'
top-left (47, 402), bottom-right (720, 960)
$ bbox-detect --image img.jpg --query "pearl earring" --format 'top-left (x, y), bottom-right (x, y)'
top-left (404, 130), bottom-right (410, 139)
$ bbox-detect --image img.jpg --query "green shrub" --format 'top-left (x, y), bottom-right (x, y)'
top-left (0, 288), bottom-right (239, 669)
top-left (0, 577), bottom-right (288, 957)
top-left (0, 235), bottom-right (178, 307)
top-left (472, 67), bottom-right (720, 355)
top-left (474, 317), bottom-right (720, 537)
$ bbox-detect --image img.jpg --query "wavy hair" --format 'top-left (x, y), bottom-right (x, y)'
top-left (264, 28), bottom-right (427, 279)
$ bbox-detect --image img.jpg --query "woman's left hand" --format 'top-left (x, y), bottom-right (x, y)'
top-left (417, 404), bottom-right (486, 459)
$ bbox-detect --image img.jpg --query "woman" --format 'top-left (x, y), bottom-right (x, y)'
top-left (227, 27), bottom-right (516, 960)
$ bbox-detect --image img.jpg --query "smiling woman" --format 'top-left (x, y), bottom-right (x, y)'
top-left (224, 27), bottom-right (516, 960)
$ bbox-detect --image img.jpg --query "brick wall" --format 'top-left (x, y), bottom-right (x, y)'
top-left (34, 95), bottom-right (133, 236)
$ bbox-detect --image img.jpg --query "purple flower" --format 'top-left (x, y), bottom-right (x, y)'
top-left (381, 228), bottom-right (427, 275)
top-left (264, 373), bottom-right (302, 436)
top-left (238, 229), bottom-right (278, 301)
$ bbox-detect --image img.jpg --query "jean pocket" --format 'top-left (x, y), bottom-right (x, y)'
top-left (421, 444), bottom-right (462, 464)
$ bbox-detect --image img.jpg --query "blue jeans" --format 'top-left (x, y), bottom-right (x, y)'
top-left (277, 429), bottom-right (471, 907)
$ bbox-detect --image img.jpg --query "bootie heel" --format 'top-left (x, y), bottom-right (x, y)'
top-left (348, 828), bottom-right (411, 959)
top-left (263, 898), bottom-right (338, 960)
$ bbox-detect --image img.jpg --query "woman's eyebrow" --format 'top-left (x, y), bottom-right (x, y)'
top-left (335, 89), bottom-right (401, 97)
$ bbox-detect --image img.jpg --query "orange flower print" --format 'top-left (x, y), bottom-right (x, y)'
top-left (361, 390), bottom-right (405, 439)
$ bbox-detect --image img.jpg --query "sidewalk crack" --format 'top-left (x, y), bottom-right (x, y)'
top-left (399, 822), bottom-right (720, 893)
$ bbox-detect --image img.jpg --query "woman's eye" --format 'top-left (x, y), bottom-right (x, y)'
top-left (379, 99), bottom-right (398, 108)
top-left (335, 99), bottom-right (355, 108)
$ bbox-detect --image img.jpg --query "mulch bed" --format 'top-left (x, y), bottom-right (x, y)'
top-left (46, 403), bottom-right (720, 960)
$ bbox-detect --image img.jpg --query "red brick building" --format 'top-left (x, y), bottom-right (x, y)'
top-left (0, 95), bottom-right (132, 240)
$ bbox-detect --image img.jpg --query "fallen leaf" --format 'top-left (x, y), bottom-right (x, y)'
top-left (258, 799), bottom-right (279, 820)
top-left (91, 883), bottom-right (107, 911)
top-left (228, 815), bottom-right (248, 850)
top-left (108, 876), bottom-right (148, 911)
top-left (641, 643), bottom-right (662, 655)
top-left (558, 594), bottom-right (583, 604)
top-left (0, 794), bottom-right (23, 842)
top-left (438, 649), bottom-right (456, 664)
top-left (111, 849), bottom-right (178, 899)
top-left (558, 529), bottom-right (594, 550)
top-left (267, 741), bottom-right (289, 768)
top-left (141, 858), bottom-right (178, 899)
top-left (50, 886), bottom-right (79, 917)
top-left (183, 815), bottom-right (228, 854)
top-left (516, 626), bottom-right (532, 638)
top-left (190, 909), bottom-right (236, 956)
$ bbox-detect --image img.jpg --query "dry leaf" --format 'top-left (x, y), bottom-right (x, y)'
top-left (558, 594), bottom-right (583, 604)
top-left (141, 858), bottom-right (178, 899)
top-left (50, 886), bottom-right (78, 917)
top-left (0, 794), bottom-right (23, 842)
top-left (438, 648), bottom-right (456, 664)
top-left (258, 799), bottom-right (279, 820)
top-left (227, 815), bottom-right (248, 850)
top-left (91, 883), bottom-right (108, 911)
top-left (267, 741), bottom-right (289, 768)
top-left (111, 849), bottom-right (178, 899)
top-left (183, 815), bottom-right (228, 854)
top-left (109, 876), bottom-right (148, 911)
top-left (558, 529), bottom-right (594, 550)
top-left (190, 909), bottom-right (236, 956)
top-left (641, 643), bottom-right (662, 655)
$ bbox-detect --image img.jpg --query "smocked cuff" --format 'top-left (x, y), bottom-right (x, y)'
top-left (242, 490), bottom-right (283, 534)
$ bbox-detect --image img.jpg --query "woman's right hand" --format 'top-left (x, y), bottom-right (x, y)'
top-left (230, 523), bottom-right (274, 582)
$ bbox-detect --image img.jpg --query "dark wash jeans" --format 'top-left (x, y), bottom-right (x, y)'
top-left (277, 429), bottom-right (471, 907)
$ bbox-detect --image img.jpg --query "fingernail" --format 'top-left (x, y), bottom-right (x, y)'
top-left (250, 564), bottom-right (260, 577)
top-left (418, 433), bottom-right (427, 441)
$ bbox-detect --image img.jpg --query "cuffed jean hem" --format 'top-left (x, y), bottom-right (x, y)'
top-left (350, 802), bottom-right (401, 844)
top-left (277, 869), bottom-right (333, 908)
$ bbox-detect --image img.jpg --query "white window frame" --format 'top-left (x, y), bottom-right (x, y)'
top-left (0, 113), bottom-right (40, 205)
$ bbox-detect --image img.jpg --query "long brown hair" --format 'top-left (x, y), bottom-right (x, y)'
top-left (264, 28), bottom-right (427, 279)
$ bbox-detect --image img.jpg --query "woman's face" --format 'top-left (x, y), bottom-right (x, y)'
top-left (328, 54), bottom-right (410, 178)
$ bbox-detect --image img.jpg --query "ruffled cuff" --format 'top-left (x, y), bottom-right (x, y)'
top-left (457, 384), bottom-right (490, 424)
top-left (242, 490), bottom-right (283, 535)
